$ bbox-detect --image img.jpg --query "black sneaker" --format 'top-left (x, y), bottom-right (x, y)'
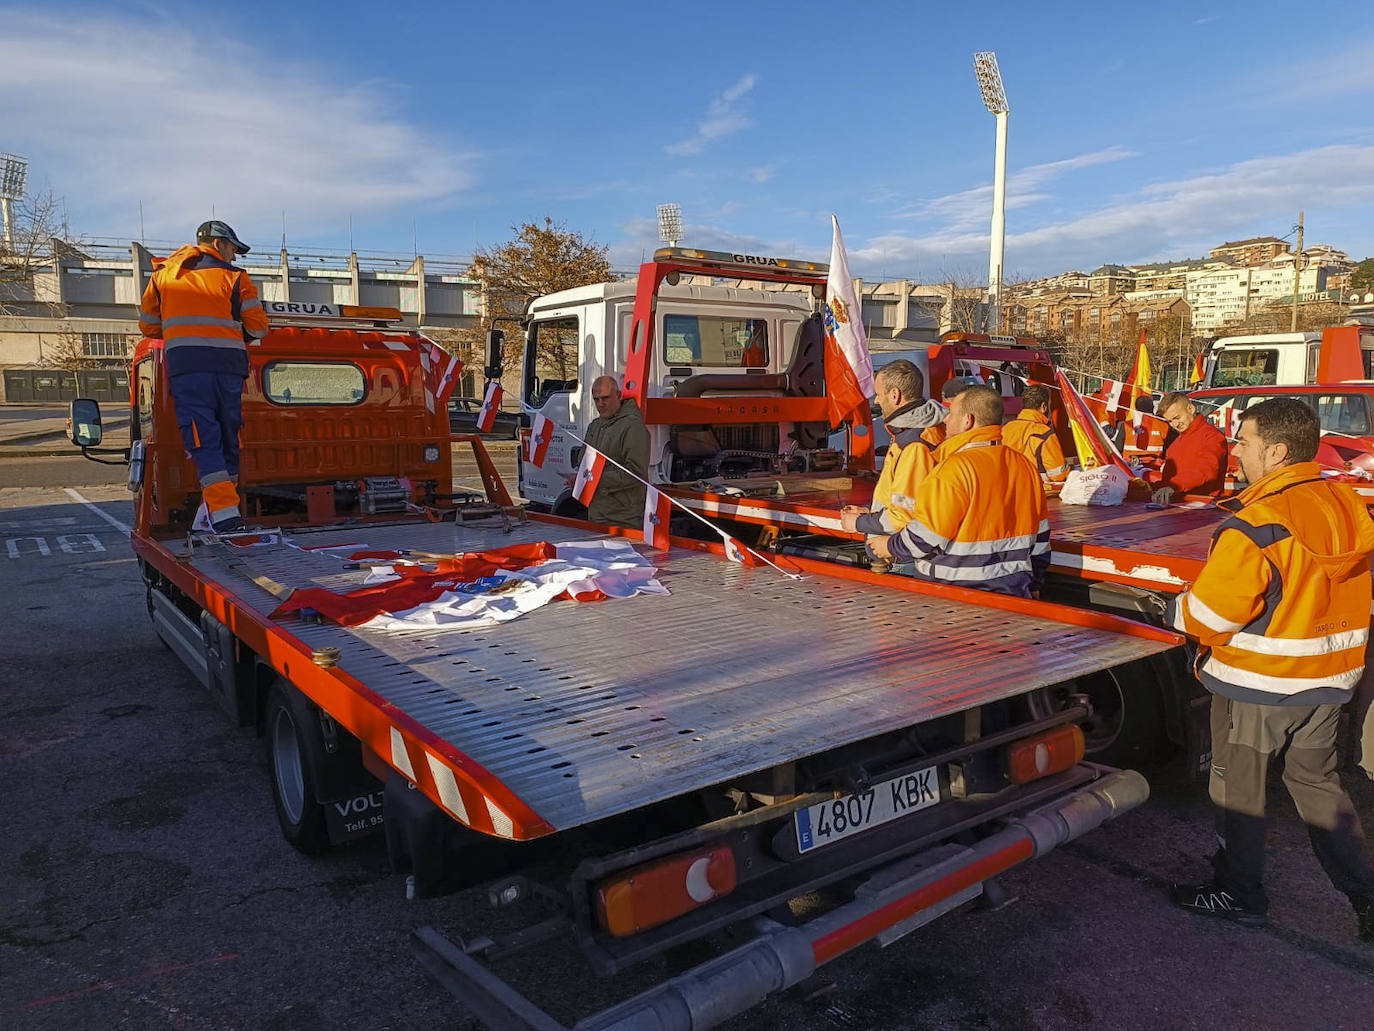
top-left (1169, 881), bottom-right (1267, 927)
top-left (211, 515), bottom-right (246, 534)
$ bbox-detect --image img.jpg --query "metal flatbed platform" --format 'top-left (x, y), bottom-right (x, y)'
top-left (176, 518), bottom-right (1176, 834)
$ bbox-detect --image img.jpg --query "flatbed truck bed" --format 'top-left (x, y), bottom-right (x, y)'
top-left (144, 514), bottom-right (1177, 838)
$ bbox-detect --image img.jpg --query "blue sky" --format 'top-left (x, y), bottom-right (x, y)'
top-left (4, 1), bottom-right (1373, 280)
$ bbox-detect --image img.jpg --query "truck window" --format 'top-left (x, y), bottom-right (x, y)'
top-left (527, 316), bottom-right (579, 405)
top-left (1313, 394), bottom-right (1372, 436)
top-left (134, 357), bottom-right (156, 440)
top-left (262, 362), bottom-right (366, 405)
top-left (1212, 348), bottom-right (1278, 387)
top-left (663, 314), bottom-right (769, 367)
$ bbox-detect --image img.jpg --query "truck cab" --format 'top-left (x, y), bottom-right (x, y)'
top-left (1203, 323), bottom-right (1374, 388)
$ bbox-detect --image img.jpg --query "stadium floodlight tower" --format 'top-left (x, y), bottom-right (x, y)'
top-left (0, 153), bottom-right (29, 251)
top-left (973, 52), bottom-right (1009, 334)
top-left (657, 203), bottom-right (683, 248)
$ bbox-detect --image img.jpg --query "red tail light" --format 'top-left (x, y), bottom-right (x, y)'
top-left (594, 844), bottom-right (737, 938)
top-left (1006, 725), bottom-right (1085, 785)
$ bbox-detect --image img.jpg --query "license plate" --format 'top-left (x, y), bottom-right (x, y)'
top-left (794, 766), bottom-right (941, 854)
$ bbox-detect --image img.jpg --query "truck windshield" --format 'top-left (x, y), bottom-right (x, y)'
top-left (262, 362), bottom-right (366, 405)
top-left (663, 314), bottom-right (769, 367)
top-left (1197, 392), bottom-right (1372, 436)
top-left (1212, 348), bottom-right (1278, 387)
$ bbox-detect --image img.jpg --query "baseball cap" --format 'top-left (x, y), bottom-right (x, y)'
top-left (196, 220), bottom-right (251, 255)
top-left (941, 378), bottom-right (973, 400)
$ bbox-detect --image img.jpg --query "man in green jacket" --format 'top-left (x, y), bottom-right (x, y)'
top-left (583, 376), bottom-right (650, 527)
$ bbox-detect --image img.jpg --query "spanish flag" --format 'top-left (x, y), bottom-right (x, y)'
top-left (1125, 330), bottom-right (1152, 408)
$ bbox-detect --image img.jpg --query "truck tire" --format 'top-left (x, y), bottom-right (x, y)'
top-left (1023, 660), bottom-right (1166, 768)
top-left (265, 681), bottom-right (331, 854)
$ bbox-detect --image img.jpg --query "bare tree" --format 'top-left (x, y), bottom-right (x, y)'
top-left (0, 189), bottom-right (72, 320)
top-left (455, 218), bottom-right (615, 393)
top-left (908, 269), bottom-right (991, 335)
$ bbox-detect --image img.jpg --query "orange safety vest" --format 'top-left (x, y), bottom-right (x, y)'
top-left (139, 244), bottom-right (268, 378)
top-left (871, 436), bottom-right (938, 532)
top-left (888, 424), bottom-right (1050, 597)
top-left (1001, 409), bottom-right (1069, 484)
top-left (1170, 462), bottom-right (1374, 705)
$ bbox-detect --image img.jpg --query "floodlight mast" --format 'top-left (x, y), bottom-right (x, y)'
top-left (973, 53), bottom-right (1008, 333)
top-left (656, 203), bottom-right (683, 248)
top-left (0, 153), bottom-right (29, 252)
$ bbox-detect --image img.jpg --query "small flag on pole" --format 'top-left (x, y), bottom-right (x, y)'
top-left (717, 529), bottom-right (761, 566)
top-left (572, 446), bottom-right (605, 507)
top-left (642, 485), bottom-right (672, 549)
top-left (476, 381), bottom-right (503, 433)
top-left (526, 412), bottom-right (552, 468)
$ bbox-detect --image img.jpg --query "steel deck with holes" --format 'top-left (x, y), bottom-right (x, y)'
top-left (177, 519), bottom-right (1175, 832)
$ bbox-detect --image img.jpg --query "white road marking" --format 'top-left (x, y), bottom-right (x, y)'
top-left (62, 488), bottom-right (132, 534)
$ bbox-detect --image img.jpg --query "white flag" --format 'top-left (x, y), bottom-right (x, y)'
top-left (825, 215), bottom-right (875, 400)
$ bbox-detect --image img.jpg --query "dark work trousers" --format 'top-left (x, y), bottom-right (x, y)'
top-left (169, 372), bottom-right (245, 486)
top-left (1209, 694), bottom-right (1374, 913)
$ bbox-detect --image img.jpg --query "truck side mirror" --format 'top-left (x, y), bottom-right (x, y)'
top-left (68, 397), bottom-right (103, 447)
top-left (485, 328), bottom-right (504, 381)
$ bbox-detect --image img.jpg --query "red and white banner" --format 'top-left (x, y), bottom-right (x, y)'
top-left (717, 529), bottom-right (762, 566)
top-left (823, 215), bottom-right (875, 428)
top-left (572, 446), bottom-right (606, 507)
top-left (526, 411), bottom-right (553, 468)
top-left (477, 381), bottom-right (503, 433)
top-left (642, 485), bottom-right (672, 550)
top-left (1103, 378), bottom-right (1124, 414)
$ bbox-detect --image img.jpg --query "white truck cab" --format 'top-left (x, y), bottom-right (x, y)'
top-left (518, 268), bottom-right (825, 513)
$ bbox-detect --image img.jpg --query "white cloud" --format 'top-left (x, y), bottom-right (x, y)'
top-left (1266, 43), bottom-right (1374, 102)
top-left (0, 10), bottom-right (474, 241)
top-left (665, 75), bottom-right (758, 156)
top-left (853, 143), bottom-right (1374, 277)
top-left (896, 145), bottom-right (1139, 229)
top-left (748, 166), bottom-right (776, 184)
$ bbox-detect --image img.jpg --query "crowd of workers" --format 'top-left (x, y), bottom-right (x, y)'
top-left (137, 219), bottom-right (1373, 946)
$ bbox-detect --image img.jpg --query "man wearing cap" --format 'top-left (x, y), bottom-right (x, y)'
top-left (139, 221), bottom-right (268, 532)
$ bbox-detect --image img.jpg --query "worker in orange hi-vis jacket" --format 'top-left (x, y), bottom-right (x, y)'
top-left (868, 384), bottom-right (1050, 598)
top-left (139, 221), bottom-right (268, 533)
top-left (840, 360), bottom-right (944, 545)
top-left (1165, 397), bottom-right (1374, 942)
top-left (1001, 383), bottom-right (1069, 486)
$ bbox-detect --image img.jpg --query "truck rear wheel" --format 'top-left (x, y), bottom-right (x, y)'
top-left (1024, 663), bottom-right (1165, 767)
top-left (265, 681), bottom-right (330, 854)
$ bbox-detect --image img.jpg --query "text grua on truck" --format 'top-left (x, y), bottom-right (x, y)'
top-left (66, 296), bottom-right (1186, 1029)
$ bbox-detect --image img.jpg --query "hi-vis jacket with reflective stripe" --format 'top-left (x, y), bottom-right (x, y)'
top-left (887, 424), bottom-right (1051, 598)
top-left (1001, 409), bottom-right (1069, 484)
top-left (1168, 462), bottom-right (1374, 706)
top-left (139, 244), bottom-right (268, 378)
top-left (856, 400), bottom-right (943, 534)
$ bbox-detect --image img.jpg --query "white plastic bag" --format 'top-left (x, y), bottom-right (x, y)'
top-left (1059, 464), bottom-right (1130, 506)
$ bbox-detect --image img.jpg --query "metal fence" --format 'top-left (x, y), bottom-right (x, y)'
top-left (2, 368), bottom-right (130, 403)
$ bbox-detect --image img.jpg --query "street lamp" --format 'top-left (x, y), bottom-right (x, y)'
top-left (973, 52), bottom-right (1008, 334)
top-left (0, 152), bottom-right (29, 251)
top-left (657, 203), bottom-right (682, 248)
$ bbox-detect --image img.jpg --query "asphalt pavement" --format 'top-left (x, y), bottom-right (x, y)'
top-left (1, 476), bottom-right (1372, 1029)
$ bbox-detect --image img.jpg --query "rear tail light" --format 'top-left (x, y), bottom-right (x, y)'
top-left (1006, 724), bottom-right (1085, 785)
top-left (593, 844), bottom-right (736, 938)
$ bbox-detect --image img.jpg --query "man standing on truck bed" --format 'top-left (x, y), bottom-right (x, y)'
top-left (583, 376), bottom-right (650, 528)
top-left (138, 221), bottom-right (267, 532)
top-left (1167, 397), bottom-right (1374, 942)
top-left (1002, 383), bottom-right (1069, 486)
top-left (1149, 391), bottom-right (1228, 504)
top-left (868, 384), bottom-right (1050, 598)
top-left (839, 359), bottom-right (944, 541)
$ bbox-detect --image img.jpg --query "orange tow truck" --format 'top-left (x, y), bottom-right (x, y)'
top-left (65, 303), bottom-right (1181, 1029)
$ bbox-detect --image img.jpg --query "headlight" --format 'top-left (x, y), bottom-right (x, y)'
top-left (423, 444), bottom-right (440, 463)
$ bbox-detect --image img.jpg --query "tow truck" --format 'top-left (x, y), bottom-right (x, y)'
top-left (516, 249), bottom-right (1209, 768)
top-left (68, 300), bottom-right (1179, 1030)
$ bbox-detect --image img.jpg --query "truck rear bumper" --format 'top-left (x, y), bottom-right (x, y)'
top-left (413, 767), bottom-right (1149, 1031)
